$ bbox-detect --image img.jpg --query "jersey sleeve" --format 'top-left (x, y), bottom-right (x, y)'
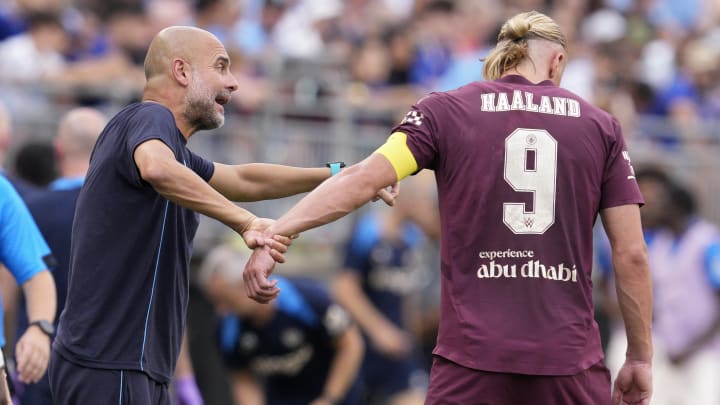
top-left (599, 118), bottom-right (644, 209)
top-left (386, 93), bottom-right (444, 172)
top-left (124, 104), bottom-right (183, 188)
top-left (186, 149), bottom-right (215, 182)
top-left (0, 177), bottom-right (52, 285)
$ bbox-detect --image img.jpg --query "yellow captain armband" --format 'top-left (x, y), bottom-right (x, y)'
top-left (372, 132), bottom-right (418, 181)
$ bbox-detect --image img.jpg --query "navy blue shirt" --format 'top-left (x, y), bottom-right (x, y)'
top-left (54, 102), bottom-right (215, 383)
top-left (18, 177), bottom-right (84, 339)
top-left (220, 277), bottom-right (356, 405)
top-left (342, 212), bottom-right (424, 327)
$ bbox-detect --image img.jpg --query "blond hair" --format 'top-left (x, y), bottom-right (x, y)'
top-left (482, 11), bottom-right (567, 80)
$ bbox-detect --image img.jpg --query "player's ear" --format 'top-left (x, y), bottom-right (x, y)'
top-left (171, 58), bottom-right (191, 86)
top-left (548, 51), bottom-right (565, 85)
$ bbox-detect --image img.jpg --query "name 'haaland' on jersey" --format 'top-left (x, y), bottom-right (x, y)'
top-left (477, 249), bottom-right (578, 283)
top-left (480, 90), bottom-right (581, 117)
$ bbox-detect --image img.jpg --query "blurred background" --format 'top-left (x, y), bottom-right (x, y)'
top-left (0, 0), bottom-right (719, 404)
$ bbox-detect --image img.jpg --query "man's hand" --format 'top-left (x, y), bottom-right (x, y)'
top-left (612, 360), bottom-right (652, 405)
top-left (239, 217), bottom-right (295, 263)
top-left (243, 246), bottom-right (280, 303)
top-left (369, 322), bottom-right (412, 359)
top-left (372, 183), bottom-right (399, 206)
top-left (15, 326), bottom-right (51, 384)
top-left (173, 375), bottom-right (204, 405)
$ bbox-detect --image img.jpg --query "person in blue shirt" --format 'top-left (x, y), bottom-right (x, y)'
top-left (200, 244), bottom-right (364, 405)
top-left (0, 175), bottom-right (56, 403)
top-left (333, 172), bottom-right (438, 405)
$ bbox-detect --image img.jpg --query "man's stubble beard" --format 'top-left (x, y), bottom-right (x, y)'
top-left (183, 74), bottom-right (225, 131)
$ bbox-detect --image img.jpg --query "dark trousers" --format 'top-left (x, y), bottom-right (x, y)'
top-left (49, 350), bottom-right (169, 405)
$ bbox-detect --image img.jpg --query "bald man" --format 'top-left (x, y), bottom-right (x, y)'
top-left (47, 27), bottom-right (385, 404)
top-left (14, 108), bottom-right (105, 404)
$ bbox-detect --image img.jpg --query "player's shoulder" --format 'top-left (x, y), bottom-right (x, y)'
top-left (423, 81), bottom-right (485, 103)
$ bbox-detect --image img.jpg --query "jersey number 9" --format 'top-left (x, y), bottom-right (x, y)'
top-left (503, 128), bottom-right (558, 235)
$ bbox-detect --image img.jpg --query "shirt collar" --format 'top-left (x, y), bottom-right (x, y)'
top-left (496, 74), bottom-right (555, 87)
top-left (49, 176), bottom-right (85, 190)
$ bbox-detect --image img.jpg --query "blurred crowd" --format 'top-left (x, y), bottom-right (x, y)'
top-left (0, 0), bottom-right (719, 141)
top-left (0, 0), bottom-right (720, 404)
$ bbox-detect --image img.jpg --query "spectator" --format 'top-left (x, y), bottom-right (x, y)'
top-left (636, 168), bottom-right (720, 405)
top-left (333, 172), bottom-right (438, 405)
top-left (200, 244), bottom-right (364, 405)
top-left (14, 107), bottom-right (105, 404)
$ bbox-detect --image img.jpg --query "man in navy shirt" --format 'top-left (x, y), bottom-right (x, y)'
top-left (48, 26), bottom-right (384, 404)
top-left (14, 107), bottom-right (105, 404)
top-left (201, 244), bottom-right (364, 405)
top-left (244, 11), bottom-right (653, 405)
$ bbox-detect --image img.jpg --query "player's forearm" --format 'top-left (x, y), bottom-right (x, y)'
top-left (269, 157), bottom-right (395, 237)
top-left (22, 271), bottom-right (56, 323)
top-left (149, 162), bottom-right (255, 232)
top-left (223, 164), bottom-right (331, 201)
top-left (322, 326), bottom-right (364, 404)
top-left (613, 246), bottom-right (653, 362)
top-left (333, 274), bottom-right (395, 335)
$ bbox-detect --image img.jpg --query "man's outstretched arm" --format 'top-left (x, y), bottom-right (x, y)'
top-left (243, 153), bottom-right (400, 302)
top-left (209, 163), bottom-right (333, 202)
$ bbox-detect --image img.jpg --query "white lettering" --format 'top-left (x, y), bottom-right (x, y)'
top-left (511, 90), bottom-right (525, 110)
top-left (552, 97), bottom-right (566, 116)
top-left (496, 92), bottom-right (511, 111)
top-left (538, 96), bottom-right (553, 114)
top-left (481, 93), bottom-right (496, 112)
top-left (525, 91), bottom-right (539, 112)
top-left (478, 256), bottom-right (578, 283)
top-left (567, 99), bottom-right (581, 117)
top-left (479, 92), bottom-right (581, 117)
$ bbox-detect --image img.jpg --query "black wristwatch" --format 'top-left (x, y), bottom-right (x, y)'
top-left (29, 320), bottom-right (55, 337)
top-left (326, 161), bottom-right (346, 176)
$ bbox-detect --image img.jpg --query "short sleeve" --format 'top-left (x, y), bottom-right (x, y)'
top-left (599, 119), bottom-right (644, 209)
top-left (186, 149), bottom-right (215, 182)
top-left (390, 93), bottom-right (444, 171)
top-left (0, 177), bottom-right (52, 284)
top-left (123, 104), bottom-right (182, 187)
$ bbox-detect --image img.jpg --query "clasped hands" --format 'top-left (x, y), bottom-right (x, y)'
top-left (242, 184), bottom-right (399, 303)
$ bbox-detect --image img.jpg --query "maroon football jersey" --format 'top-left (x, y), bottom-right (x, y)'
top-left (392, 75), bottom-right (643, 375)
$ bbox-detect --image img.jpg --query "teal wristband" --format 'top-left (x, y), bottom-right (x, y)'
top-left (326, 161), bottom-right (345, 176)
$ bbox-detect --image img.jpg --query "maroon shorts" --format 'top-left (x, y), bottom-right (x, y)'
top-left (425, 355), bottom-right (611, 405)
